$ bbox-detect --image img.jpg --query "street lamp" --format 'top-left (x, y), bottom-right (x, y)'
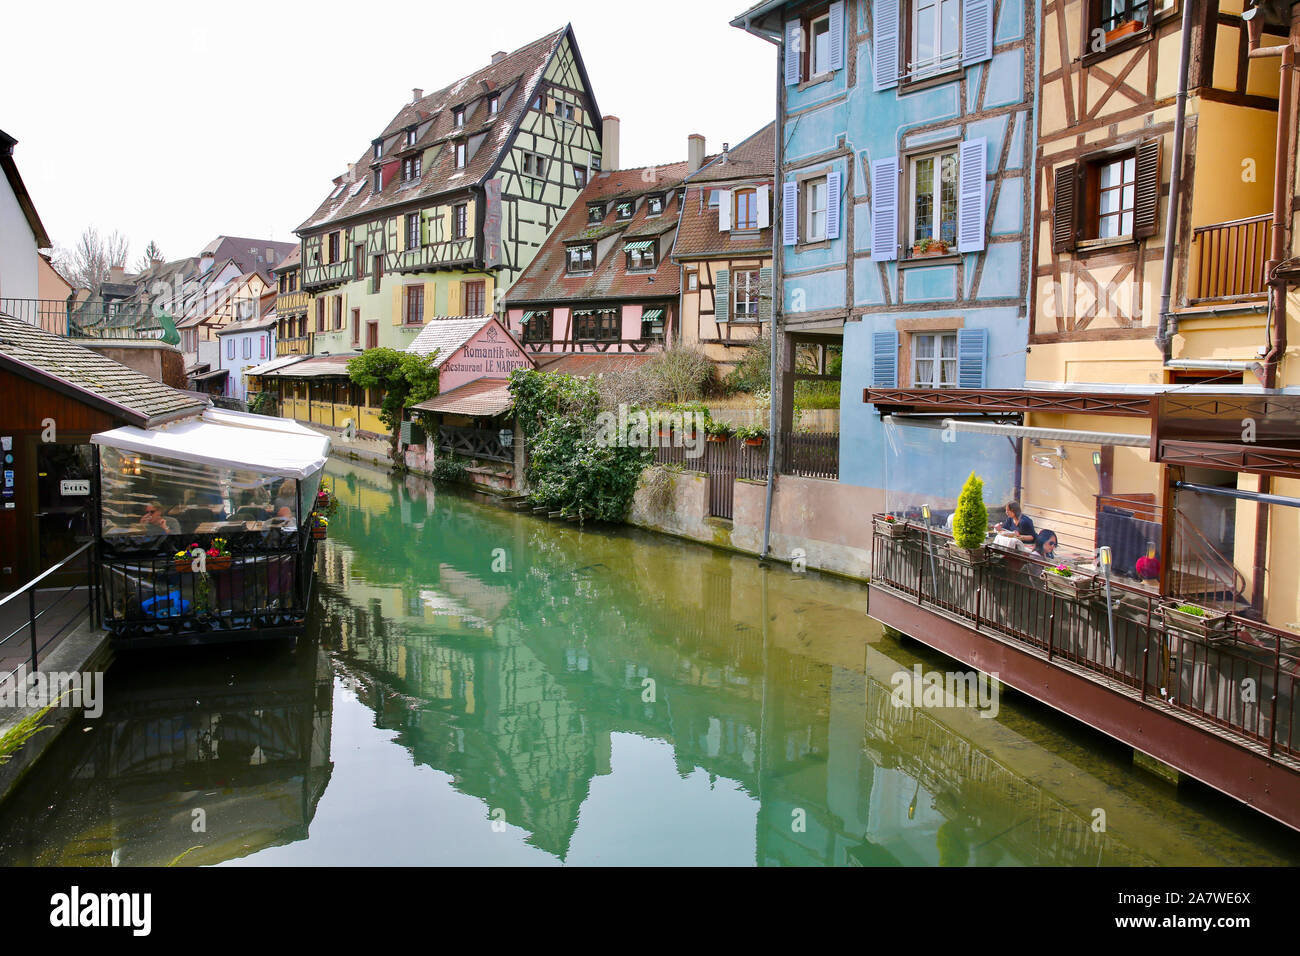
top-left (1099, 545), bottom-right (1115, 661)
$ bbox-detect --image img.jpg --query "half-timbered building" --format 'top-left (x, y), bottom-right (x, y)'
top-left (294, 26), bottom-right (604, 359)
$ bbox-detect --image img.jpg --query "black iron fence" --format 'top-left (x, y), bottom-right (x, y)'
top-left (871, 520), bottom-right (1300, 759)
top-left (0, 543), bottom-right (98, 681)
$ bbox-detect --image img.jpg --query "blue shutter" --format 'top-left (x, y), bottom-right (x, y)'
top-left (957, 329), bottom-right (988, 389)
top-left (715, 269), bottom-right (730, 323)
top-left (962, 0), bottom-right (994, 66)
top-left (782, 181), bottom-right (799, 246)
top-left (829, 1), bottom-right (845, 71)
top-left (873, 0), bottom-right (900, 91)
top-left (785, 20), bottom-right (801, 86)
top-left (872, 331), bottom-right (899, 388)
top-left (825, 170), bottom-right (842, 241)
top-left (871, 157), bottom-right (899, 262)
top-left (957, 138), bottom-right (987, 253)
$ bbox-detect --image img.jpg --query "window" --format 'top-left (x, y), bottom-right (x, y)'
top-left (352, 308), bottom-right (361, 344)
top-left (243, 338), bottom-right (252, 359)
top-left (687, 272), bottom-right (699, 291)
top-left (334, 296), bottom-right (344, 330)
top-left (522, 152), bottom-right (548, 179)
top-left (373, 168), bottom-right (382, 192)
top-left (575, 166), bottom-right (587, 188)
top-left (647, 194), bottom-right (664, 216)
top-left (804, 177), bottom-right (828, 242)
top-left (811, 13), bottom-right (833, 76)
top-left (734, 188), bottom-right (758, 230)
top-left (1092, 152), bottom-right (1137, 239)
top-left (1052, 141), bottom-right (1159, 251)
top-left (454, 141), bottom-right (467, 168)
top-left (734, 270), bottom-right (760, 319)
top-left (591, 156), bottom-right (602, 172)
top-left (909, 148), bottom-right (959, 248)
top-left (908, 0), bottom-right (961, 77)
top-left (453, 203), bottom-right (468, 240)
top-left (316, 298), bottom-right (326, 333)
top-left (373, 139), bottom-right (383, 159)
top-left (328, 232), bottom-right (340, 263)
top-left (464, 280), bottom-right (486, 316)
top-left (522, 312), bottom-right (550, 343)
top-left (641, 309), bottom-right (666, 342)
top-left (405, 126), bottom-right (418, 147)
top-left (625, 241), bottom-right (658, 271)
top-left (587, 203), bottom-right (605, 224)
top-left (366, 321), bottom-right (379, 349)
top-left (404, 285), bottom-right (424, 325)
top-left (575, 310), bottom-right (619, 341)
top-left (402, 155), bottom-right (421, 181)
top-left (372, 255), bottom-right (383, 294)
top-left (488, 94), bottom-right (500, 115)
top-left (227, 339), bottom-right (235, 359)
top-left (567, 244), bottom-right (595, 273)
top-left (260, 336), bottom-right (266, 359)
top-left (912, 332), bottom-right (958, 388)
top-left (616, 201), bottom-right (634, 220)
top-left (354, 244), bottom-right (366, 278)
top-left (407, 213), bottom-right (421, 249)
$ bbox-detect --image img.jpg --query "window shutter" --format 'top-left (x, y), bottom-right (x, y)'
top-left (424, 281), bottom-right (437, 321)
top-left (826, 170), bottom-right (842, 240)
top-left (871, 157), bottom-right (899, 262)
top-left (758, 267), bottom-right (773, 323)
top-left (785, 20), bottom-right (801, 86)
top-left (873, 0), bottom-right (900, 91)
top-left (782, 181), bottom-right (799, 246)
top-left (829, 1), bottom-right (845, 71)
top-left (962, 0), bottom-right (993, 66)
top-left (719, 189), bottom-right (732, 231)
top-left (448, 280), bottom-right (462, 317)
top-left (957, 138), bottom-right (987, 253)
top-left (957, 328), bottom-right (988, 389)
top-left (1051, 163), bottom-right (1080, 253)
top-left (757, 185), bottom-right (771, 229)
top-left (715, 269), bottom-right (730, 323)
top-left (1133, 138), bottom-right (1162, 239)
top-left (872, 331), bottom-right (899, 387)
top-left (392, 282), bottom-right (403, 325)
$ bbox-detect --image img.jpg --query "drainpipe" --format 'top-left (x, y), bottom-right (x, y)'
top-left (762, 27), bottom-right (786, 564)
top-left (1155, 0), bottom-right (1197, 362)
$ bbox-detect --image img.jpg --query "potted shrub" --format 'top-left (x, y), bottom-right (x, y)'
top-left (874, 513), bottom-right (912, 539)
top-left (911, 237), bottom-right (951, 258)
top-left (705, 421), bottom-right (734, 443)
top-left (315, 488), bottom-right (339, 518)
top-left (1041, 563), bottom-right (1100, 601)
top-left (948, 472), bottom-right (989, 566)
top-left (1160, 601), bottom-right (1232, 641)
top-left (734, 424), bottom-right (766, 447)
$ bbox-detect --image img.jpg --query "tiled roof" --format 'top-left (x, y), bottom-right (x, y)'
top-left (246, 355), bottom-right (312, 377)
top-left (272, 246), bottom-right (301, 273)
top-left (216, 314), bottom-right (276, 335)
top-left (265, 354), bottom-right (355, 378)
top-left (673, 123), bottom-right (775, 260)
top-left (533, 354), bottom-right (653, 376)
top-left (406, 315), bottom-right (499, 366)
top-left (411, 377), bottom-right (513, 417)
top-left (0, 312), bottom-right (206, 427)
top-left (297, 28), bottom-right (574, 234)
top-left (504, 164), bottom-right (701, 305)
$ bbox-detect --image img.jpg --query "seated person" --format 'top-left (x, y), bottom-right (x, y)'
top-left (136, 501), bottom-right (181, 535)
top-left (995, 500), bottom-right (1036, 545)
top-left (1033, 529), bottom-right (1059, 560)
top-left (273, 480), bottom-right (298, 519)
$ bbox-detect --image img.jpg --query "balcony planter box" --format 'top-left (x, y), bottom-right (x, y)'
top-left (1105, 19), bottom-right (1142, 42)
top-left (946, 543), bottom-right (988, 566)
top-left (1160, 603), bottom-right (1233, 642)
top-left (706, 434), bottom-right (729, 444)
top-left (911, 241), bottom-right (951, 258)
top-left (1042, 569), bottom-right (1101, 602)
top-left (311, 527), bottom-right (327, 541)
top-left (207, 555), bottom-right (232, 572)
top-left (743, 437), bottom-right (764, 447)
top-left (874, 517), bottom-right (912, 539)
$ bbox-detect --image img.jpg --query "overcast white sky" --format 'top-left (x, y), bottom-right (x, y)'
top-left (2, 0), bottom-right (774, 266)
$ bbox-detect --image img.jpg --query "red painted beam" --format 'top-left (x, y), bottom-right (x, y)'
top-left (869, 585), bottom-right (1300, 833)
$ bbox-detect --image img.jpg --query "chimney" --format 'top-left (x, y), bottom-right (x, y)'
top-left (412, 88), bottom-right (423, 103)
top-left (491, 51), bottom-right (508, 65)
top-left (108, 265), bottom-right (128, 284)
top-left (688, 134), bottom-right (706, 174)
top-left (602, 115), bottom-right (621, 172)
top-left (346, 162), bottom-right (356, 181)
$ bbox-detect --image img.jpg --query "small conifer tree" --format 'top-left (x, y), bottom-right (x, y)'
top-left (952, 472), bottom-right (988, 549)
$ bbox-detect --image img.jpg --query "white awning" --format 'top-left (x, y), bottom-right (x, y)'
top-left (883, 415), bottom-right (1151, 448)
top-left (201, 407), bottom-right (326, 438)
top-left (92, 415), bottom-right (331, 480)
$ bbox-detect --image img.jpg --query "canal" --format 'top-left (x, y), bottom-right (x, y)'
top-left (1, 457), bottom-right (1298, 866)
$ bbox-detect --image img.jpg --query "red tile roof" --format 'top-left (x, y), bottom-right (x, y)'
top-left (412, 377), bottom-right (513, 417)
top-left (672, 123), bottom-right (775, 260)
top-left (532, 354), bottom-right (653, 376)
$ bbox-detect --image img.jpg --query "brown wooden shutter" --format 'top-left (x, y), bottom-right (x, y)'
top-left (1133, 138), bottom-right (1162, 239)
top-left (1051, 163), bottom-right (1079, 253)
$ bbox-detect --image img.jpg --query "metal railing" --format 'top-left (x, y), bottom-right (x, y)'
top-left (1190, 214), bottom-right (1273, 301)
top-left (1169, 509), bottom-right (1249, 615)
top-left (0, 543), bottom-right (98, 680)
top-left (781, 431), bottom-right (839, 480)
top-left (871, 520), bottom-right (1300, 758)
top-left (0, 297), bottom-right (73, 334)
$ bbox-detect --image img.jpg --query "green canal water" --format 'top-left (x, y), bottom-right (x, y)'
top-left (2, 458), bottom-right (1299, 866)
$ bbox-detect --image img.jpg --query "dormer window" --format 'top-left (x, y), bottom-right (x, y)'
top-left (402, 156), bottom-right (421, 182)
top-left (575, 166), bottom-right (588, 188)
top-left (488, 94), bottom-right (500, 115)
top-left (567, 244), bottom-right (595, 273)
top-left (625, 239), bottom-right (658, 271)
top-left (454, 141), bottom-right (467, 169)
top-left (591, 156), bottom-right (602, 172)
top-left (373, 139), bottom-right (383, 160)
top-left (647, 194), bottom-right (664, 217)
top-left (734, 188), bottom-right (758, 230)
top-left (373, 168), bottom-right (382, 192)
top-left (454, 108), bottom-right (465, 128)
top-left (616, 201), bottom-right (634, 220)
top-left (587, 203), bottom-right (605, 224)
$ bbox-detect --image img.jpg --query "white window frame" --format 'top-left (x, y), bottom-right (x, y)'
top-left (911, 331), bottom-right (958, 388)
top-left (734, 269), bottom-right (760, 320)
top-left (804, 177), bottom-right (828, 242)
top-left (910, 0), bottom-right (963, 79)
top-left (454, 108), bottom-right (465, 128)
top-left (908, 147), bottom-right (960, 247)
top-left (811, 14), bottom-right (833, 77)
top-left (616, 201), bottom-right (634, 220)
top-left (567, 244), bottom-right (594, 273)
top-left (488, 95), bottom-right (500, 115)
top-left (454, 142), bottom-right (466, 168)
top-left (647, 194), bottom-right (664, 216)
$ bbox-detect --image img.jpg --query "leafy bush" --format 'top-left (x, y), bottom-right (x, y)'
top-left (509, 369), bottom-right (652, 522)
top-left (248, 390), bottom-right (278, 417)
top-left (951, 472), bottom-right (989, 550)
top-left (1175, 603), bottom-right (1208, 617)
top-left (639, 465), bottom-right (675, 516)
top-left (431, 455), bottom-right (468, 484)
top-left (347, 348), bottom-right (441, 465)
top-left (724, 333), bottom-right (772, 393)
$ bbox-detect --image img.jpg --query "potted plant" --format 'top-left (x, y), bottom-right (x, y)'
top-left (947, 472), bottom-right (989, 566)
top-left (1160, 601), bottom-right (1232, 641)
top-left (1105, 19), bottom-right (1142, 42)
top-left (205, 537), bottom-right (232, 572)
top-left (1041, 563), bottom-right (1100, 601)
top-left (173, 546), bottom-right (197, 574)
top-left (911, 237), bottom-right (951, 258)
top-left (310, 514), bottom-right (329, 540)
top-left (734, 424), bottom-right (767, 447)
top-left (315, 487), bottom-right (339, 518)
top-left (705, 421), bottom-right (734, 443)
top-left (874, 513), bottom-right (912, 539)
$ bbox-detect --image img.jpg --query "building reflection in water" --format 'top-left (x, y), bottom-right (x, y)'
top-left (312, 462), bottom-right (1282, 866)
top-left (0, 644), bottom-right (333, 866)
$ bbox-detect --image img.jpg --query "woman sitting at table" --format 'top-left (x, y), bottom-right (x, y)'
top-left (1033, 529), bottom-right (1059, 561)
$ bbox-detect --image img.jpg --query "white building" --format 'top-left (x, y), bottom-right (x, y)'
top-left (216, 314), bottom-right (277, 403)
top-left (0, 129), bottom-right (49, 302)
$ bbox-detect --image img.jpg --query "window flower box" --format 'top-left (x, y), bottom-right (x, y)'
top-left (946, 542), bottom-right (988, 566)
top-left (911, 239), bottom-right (951, 258)
top-left (1041, 566), bottom-right (1101, 601)
top-left (1105, 20), bottom-right (1143, 43)
top-left (1160, 602), bottom-right (1233, 642)
top-left (874, 516), bottom-right (912, 539)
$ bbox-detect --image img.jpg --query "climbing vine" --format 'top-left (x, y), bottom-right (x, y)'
top-left (509, 369), bottom-right (652, 522)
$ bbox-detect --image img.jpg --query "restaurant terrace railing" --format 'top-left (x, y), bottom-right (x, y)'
top-left (1190, 213), bottom-right (1273, 302)
top-left (0, 543), bottom-right (98, 681)
top-left (870, 518), bottom-right (1300, 760)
